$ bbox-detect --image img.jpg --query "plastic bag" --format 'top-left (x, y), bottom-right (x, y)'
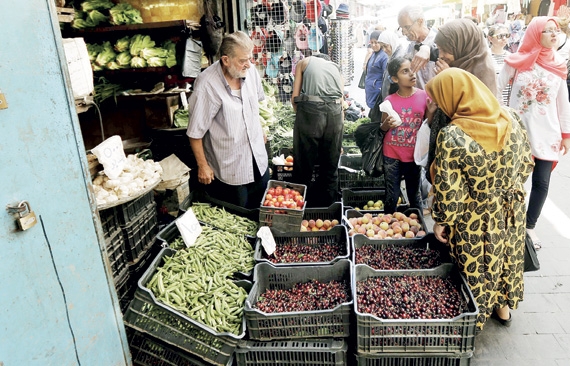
top-left (354, 122), bottom-right (385, 177)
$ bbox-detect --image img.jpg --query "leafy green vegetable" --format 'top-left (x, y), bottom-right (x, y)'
top-left (115, 51), bottom-right (132, 67)
top-left (86, 43), bottom-right (103, 62)
top-left (130, 56), bottom-right (147, 68)
top-left (343, 117), bottom-right (370, 135)
top-left (93, 77), bottom-right (122, 104)
top-left (87, 9), bottom-right (108, 26)
top-left (114, 36), bottom-right (131, 53)
top-left (173, 108), bottom-right (189, 128)
top-left (130, 35), bottom-right (155, 57)
top-left (94, 41), bottom-right (116, 67)
top-left (140, 47), bottom-right (168, 60)
top-left (147, 56), bottom-right (166, 67)
top-left (162, 40), bottom-right (177, 68)
top-left (80, 0), bottom-right (114, 12)
top-left (109, 3), bottom-right (143, 25)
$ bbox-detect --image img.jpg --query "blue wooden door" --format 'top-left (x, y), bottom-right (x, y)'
top-left (0, 1), bottom-right (130, 364)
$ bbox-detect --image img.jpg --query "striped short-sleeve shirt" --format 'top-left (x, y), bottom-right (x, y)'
top-left (186, 61), bottom-right (267, 185)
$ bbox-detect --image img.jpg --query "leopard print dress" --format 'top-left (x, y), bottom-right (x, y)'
top-left (431, 110), bottom-right (534, 329)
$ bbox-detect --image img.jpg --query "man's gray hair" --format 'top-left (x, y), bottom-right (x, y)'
top-left (218, 31), bottom-right (253, 58)
top-left (398, 5), bottom-right (424, 22)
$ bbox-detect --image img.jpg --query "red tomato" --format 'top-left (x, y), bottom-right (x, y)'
top-left (266, 193), bottom-right (273, 200)
top-left (263, 199), bottom-right (271, 206)
top-left (275, 186), bottom-right (283, 196)
top-left (268, 187), bottom-right (275, 196)
top-left (283, 188), bottom-right (291, 195)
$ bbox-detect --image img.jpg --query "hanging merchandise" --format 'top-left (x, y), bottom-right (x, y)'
top-left (265, 28), bottom-right (284, 54)
top-left (182, 38), bottom-right (202, 77)
top-left (295, 23), bottom-right (310, 50)
top-left (290, 0), bottom-right (306, 22)
top-left (305, 0), bottom-right (322, 22)
top-left (308, 25), bottom-right (323, 51)
top-left (251, 26), bottom-right (269, 55)
top-left (279, 51), bottom-right (292, 74)
top-left (269, 0), bottom-right (289, 25)
top-left (329, 18), bottom-right (354, 85)
top-left (251, 3), bottom-right (270, 27)
top-left (200, 0), bottom-right (224, 57)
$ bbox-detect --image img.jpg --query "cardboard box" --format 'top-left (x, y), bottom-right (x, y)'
top-left (145, 95), bottom-right (179, 129)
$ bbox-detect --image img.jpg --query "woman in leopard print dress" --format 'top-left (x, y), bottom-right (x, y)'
top-left (425, 68), bottom-right (535, 331)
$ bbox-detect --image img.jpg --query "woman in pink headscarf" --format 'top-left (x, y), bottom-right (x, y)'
top-left (498, 16), bottom-right (570, 250)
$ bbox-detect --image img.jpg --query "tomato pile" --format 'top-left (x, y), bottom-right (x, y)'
top-left (262, 185), bottom-right (305, 210)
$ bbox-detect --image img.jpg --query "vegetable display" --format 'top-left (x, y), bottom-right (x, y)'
top-left (188, 203), bottom-right (259, 237)
top-left (71, 1), bottom-right (143, 29)
top-left (92, 154), bottom-right (162, 206)
top-left (86, 35), bottom-right (177, 71)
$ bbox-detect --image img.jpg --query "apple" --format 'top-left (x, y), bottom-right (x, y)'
top-left (331, 219), bottom-right (339, 226)
top-left (379, 221), bottom-right (389, 231)
top-left (300, 225), bottom-right (308, 232)
top-left (285, 155), bottom-right (294, 163)
top-left (323, 219), bottom-right (331, 229)
top-left (315, 219), bottom-right (324, 228)
top-left (301, 220), bottom-right (309, 227)
top-left (405, 231), bottom-right (415, 238)
top-left (266, 193), bottom-right (273, 200)
top-left (308, 219), bottom-right (316, 228)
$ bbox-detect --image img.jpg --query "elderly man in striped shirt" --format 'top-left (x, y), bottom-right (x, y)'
top-left (187, 31), bottom-right (269, 209)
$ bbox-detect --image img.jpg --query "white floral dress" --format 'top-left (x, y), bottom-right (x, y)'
top-left (498, 63), bottom-right (570, 161)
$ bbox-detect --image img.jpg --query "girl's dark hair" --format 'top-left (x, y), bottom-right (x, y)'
top-left (386, 56), bottom-right (410, 95)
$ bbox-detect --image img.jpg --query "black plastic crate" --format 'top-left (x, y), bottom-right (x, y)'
top-left (353, 264), bottom-right (478, 354)
top-left (338, 155), bottom-right (385, 190)
top-left (356, 351), bottom-right (472, 366)
top-left (235, 339), bottom-right (347, 366)
top-left (115, 191), bottom-right (156, 225)
top-left (244, 260), bottom-right (353, 341)
top-left (254, 225), bottom-right (349, 266)
top-left (123, 247), bottom-right (248, 366)
top-left (128, 327), bottom-right (234, 366)
top-left (105, 227), bottom-right (128, 281)
top-left (122, 202), bottom-right (159, 262)
top-left (341, 188), bottom-right (409, 212)
top-left (352, 233), bottom-right (452, 270)
top-left (178, 191), bottom-right (260, 238)
top-left (99, 205), bottom-right (121, 239)
top-left (344, 208), bottom-right (427, 240)
top-left (302, 202), bottom-right (343, 228)
top-left (259, 180), bottom-right (307, 232)
top-left (273, 164), bottom-right (320, 183)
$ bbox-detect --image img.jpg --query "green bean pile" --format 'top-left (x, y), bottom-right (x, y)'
top-left (190, 202), bottom-right (259, 237)
top-left (146, 227), bottom-right (255, 334)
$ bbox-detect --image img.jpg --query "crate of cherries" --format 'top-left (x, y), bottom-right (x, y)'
top-left (353, 263), bottom-right (479, 354)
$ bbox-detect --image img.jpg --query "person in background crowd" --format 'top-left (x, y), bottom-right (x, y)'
top-left (364, 30), bottom-right (388, 110)
top-left (507, 19), bottom-right (525, 53)
top-left (498, 16), bottom-right (570, 250)
top-left (427, 68), bottom-right (534, 332)
top-left (487, 24), bottom-right (512, 104)
top-left (397, 5), bottom-right (437, 89)
top-left (291, 53), bottom-right (344, 207)
top-left (379, 57), bottom-right (436, 214)
top-left (433, 18), bottom-right (498, 95)
top-left (186, 31), bottom-right (269, 209)
top-left (377, 30), bottom-right (409, 100)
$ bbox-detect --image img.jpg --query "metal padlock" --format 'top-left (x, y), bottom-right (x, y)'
top-left (17, 201), bottom-right (37, 231)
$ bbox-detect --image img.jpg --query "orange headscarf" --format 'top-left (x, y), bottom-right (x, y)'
top-left (425, 68), bottom-right (512, 153)
top-left (504, 16), bottom-right (567, 80)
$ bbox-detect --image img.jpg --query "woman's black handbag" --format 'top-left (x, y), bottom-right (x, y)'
top-left (524, 232), bottom-right (540, 272)
top-left (358, 69), bottom-right (366, 89)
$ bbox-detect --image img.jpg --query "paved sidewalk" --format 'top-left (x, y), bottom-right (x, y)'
top-left (422, 148), bottom-right (570, 366)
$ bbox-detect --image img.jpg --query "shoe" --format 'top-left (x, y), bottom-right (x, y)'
top-left (491, 310), bottom-right (512, 327)
top-left (526, 229), bottom-right (542, 251)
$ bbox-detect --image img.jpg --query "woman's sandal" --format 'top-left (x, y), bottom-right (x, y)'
top-left (491, 311), bottom-right (512, 327)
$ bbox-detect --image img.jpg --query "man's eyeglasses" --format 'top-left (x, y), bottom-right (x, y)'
top-left (399, 19), bottom-right (418, 33)
top-left (492, 33), bottom-right (510, 40)
top-left (542, 28), bottom-right (561, 35)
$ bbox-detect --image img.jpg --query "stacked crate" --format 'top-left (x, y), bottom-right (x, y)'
top-left (238, 205), bottom-right (351, 365)
top-left (98, 191), bottom-right (159, 313)
top-left (351, 232), bottom-right (478, 366)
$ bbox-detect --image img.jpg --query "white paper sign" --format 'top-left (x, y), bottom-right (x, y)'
top-left (176, 208), bottom-right (202, 247)
top-left (91, 135), bottom-right (126, 180)
top-left (257, 226), bottom-right (276, 256)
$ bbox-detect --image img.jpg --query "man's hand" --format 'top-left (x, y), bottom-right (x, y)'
top-left (410, 44), bottom-right (430, 73)
top-left (197, 164), bottom-right (215, 185)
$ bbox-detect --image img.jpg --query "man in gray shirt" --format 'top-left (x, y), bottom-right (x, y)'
top-left (291, 53), bottom-right (344, 207)
top-left (187, 31), bottom-right (269, 208)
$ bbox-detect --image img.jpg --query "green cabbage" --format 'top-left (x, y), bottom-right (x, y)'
top-left (114, 36), bottom-right (131, 53)
top-left (109, 3), bottom-right (143, 25)
top-left (95, 41), bottom-right (116, 67)
top-left (86, 43), bottom-right (103, 61)
top-left (115, 51), bottom-right (132, 67)
top-left (140, 47), bottom-right (168, 60)
top-left (106, 61), bottom-right (122, 70)
top-left (130, 56), bottom-right (147, 68)
top-left (130, 35), bottom-right (155, 56)
top-left (147, 57), bottom-right (166, 67)
top-left (162, 41), bottom-right (177, 68)
top-left (80, 0), bottom-right (114, 12)
top-left (87, 9), bottom-right (108, 26)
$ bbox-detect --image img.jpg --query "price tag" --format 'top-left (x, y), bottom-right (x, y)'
top-left (91, 135), bottom-right (126, 180)
top-left (176, 208), bottom-right (202, 247)
top-left (257, 226), bottom-right (276, 256)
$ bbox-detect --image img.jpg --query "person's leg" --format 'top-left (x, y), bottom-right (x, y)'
top-left (316, 103), bottom-right (344, 206)
top-left (383, 156), bottom-right (402, 214)
top-left (526, 158), bottom-right (553, 248)
top-left (401, 161), bottom-right (422, 210)
top-left (204, 178), bottom-right (243, 206)
top-left (293, 101), bottom-right (326, 204)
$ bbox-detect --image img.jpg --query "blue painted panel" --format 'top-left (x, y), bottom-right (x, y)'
top-left (0, 1), bottom-right (129, 365)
